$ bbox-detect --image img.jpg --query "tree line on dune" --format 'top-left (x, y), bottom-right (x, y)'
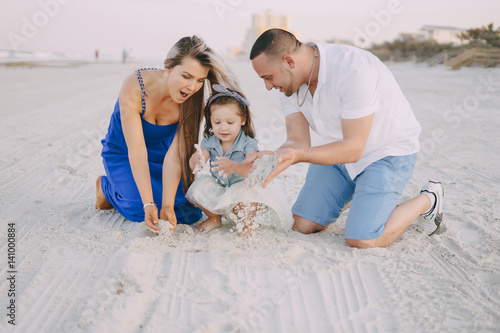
top-left (368, 23), bottom-right (500, 62)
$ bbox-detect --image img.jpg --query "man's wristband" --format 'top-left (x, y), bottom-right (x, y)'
top-left (143, 202), bottom-right (157, 210)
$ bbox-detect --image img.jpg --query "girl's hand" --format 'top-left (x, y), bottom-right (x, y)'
top-left (211, 156), bottom-right (238, 179)
top-left (144, 205), bottom-right (160, 235)
top-left (160, 205), bottom-right (177, 230)
top-left (190, 144), bottom-right (206, 174)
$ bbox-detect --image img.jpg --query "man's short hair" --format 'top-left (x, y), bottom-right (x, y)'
top-left (249, 28), bottom-right (302, 60)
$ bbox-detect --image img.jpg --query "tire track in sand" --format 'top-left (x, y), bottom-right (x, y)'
top-left (429, 249), bottom-right (500, 316)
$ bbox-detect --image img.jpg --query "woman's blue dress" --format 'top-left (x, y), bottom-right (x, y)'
top-left (99, 69), bottom-right (201, 223)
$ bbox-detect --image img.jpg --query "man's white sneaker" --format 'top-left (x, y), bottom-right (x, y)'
top-left (420, 180), bottom-right (444, 236)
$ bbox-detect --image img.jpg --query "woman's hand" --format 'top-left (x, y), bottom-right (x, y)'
top-left (160, 205), bottom-right (177, 230)
top-left (211, 156), bottom-right (239, 179)
top-left (144, 205), bottom-right (160, 235)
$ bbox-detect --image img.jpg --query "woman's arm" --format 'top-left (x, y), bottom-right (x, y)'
top-left (159, 133), bottom-right (183, 229)
top-left (119, 73), bottom-right (158, 227)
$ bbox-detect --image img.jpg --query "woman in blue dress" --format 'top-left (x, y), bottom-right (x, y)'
top-left (95, 35), bottom-right (239, 234)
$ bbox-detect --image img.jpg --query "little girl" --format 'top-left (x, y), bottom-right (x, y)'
top-left (186, 84), bottom-right (293, 235)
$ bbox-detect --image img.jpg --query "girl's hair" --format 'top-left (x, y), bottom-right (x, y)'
top-left (203, 89), bottom-right (256, 139)
top-left (164, 35), bottom-right (240, 192)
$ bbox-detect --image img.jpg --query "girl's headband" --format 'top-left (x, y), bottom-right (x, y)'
top-left (207, 84), bottom-right (250, 109)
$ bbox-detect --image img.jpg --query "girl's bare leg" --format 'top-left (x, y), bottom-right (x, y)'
top-left (95, 176), bottom-right (114, 210)
top-left (196, 205), bottom-right (222, 233)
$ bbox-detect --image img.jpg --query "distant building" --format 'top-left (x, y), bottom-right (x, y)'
top-left (226, 45), bottom-right (243, 59)
top-left (243, 10), bottom-right (292, 56)
top-left (326, 38), bottom-right (354, 46)
top-left (398, 33), bottom-right (419, 42)
top-left (418, 25), bottom-right (466, 46)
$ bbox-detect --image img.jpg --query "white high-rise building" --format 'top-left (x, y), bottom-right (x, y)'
top-left (243, 10), bottom-right (292, 56)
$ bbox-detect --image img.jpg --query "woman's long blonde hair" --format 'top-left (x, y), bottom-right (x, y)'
top-left (164, 36), bottom-right (239, 192)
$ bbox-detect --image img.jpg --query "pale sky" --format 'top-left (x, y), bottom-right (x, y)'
top-left (1, 0), bottom-right (499, 61)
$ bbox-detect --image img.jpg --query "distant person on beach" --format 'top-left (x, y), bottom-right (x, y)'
top-left (122, 48), bottom-right (128, 63)
top-left (248, 28), bottom-right (444, 248)
top-left (95, 49), bottom-right (99, 62)
top-left (95, 36), bottom-right (239, 234)
top-left (185, 84), bottom-right (293, 236)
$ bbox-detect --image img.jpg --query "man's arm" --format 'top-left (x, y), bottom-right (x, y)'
top-left (299, 113), bottom-right (374, 165)
top-left (242, 112), bottom-right (311, 164)
top-left (262, 112), bottom-right (374, 187)
top-left (276, 112), bottom-right (312, 153)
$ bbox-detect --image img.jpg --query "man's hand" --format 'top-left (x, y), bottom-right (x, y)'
top-left (242, 150), bottom-right (275, 165)
top-left (263, 148), bottom-right (300, 188)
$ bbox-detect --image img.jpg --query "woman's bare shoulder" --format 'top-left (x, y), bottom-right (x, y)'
top-left (120, 72), bottom-right (141, 94)
top-left (118, 72), bottom-right (142, 113)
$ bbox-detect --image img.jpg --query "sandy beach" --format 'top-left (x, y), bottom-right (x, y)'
top-left (1, 59), bottom-right (499, 332)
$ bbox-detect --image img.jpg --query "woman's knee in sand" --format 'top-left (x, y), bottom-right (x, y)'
top-left (95, 176), bottom-right (113, 210)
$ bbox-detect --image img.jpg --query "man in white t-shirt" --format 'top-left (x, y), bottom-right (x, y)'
top-left (249, 29), bottom-right (444, 248)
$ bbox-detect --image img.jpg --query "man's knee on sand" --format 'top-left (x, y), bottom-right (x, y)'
top-left (292, 215), bottom-right (326, 234)
top-left (345, 238), bottom-right (380, 248)
top-left (292, 214), bottom-right (383, 248)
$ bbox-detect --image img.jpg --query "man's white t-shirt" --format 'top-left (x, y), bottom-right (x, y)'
top-left (280, 42), bottom-right (421, 179)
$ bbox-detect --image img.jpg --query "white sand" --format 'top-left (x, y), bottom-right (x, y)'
top-left (148, 220), bottom-right (175, 240)
top-left (244, 154), bottom-right (278, 188)
top-left (1, 60), bottom-right (499, 332)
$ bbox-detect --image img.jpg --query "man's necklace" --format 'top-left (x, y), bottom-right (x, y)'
top-left (297, 44), bottom-right (318, 107)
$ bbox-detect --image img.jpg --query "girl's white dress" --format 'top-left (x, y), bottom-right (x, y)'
top-left (186, 174), bottom-right (293, 230)
top-left (186, 131), bottom-right (293, 230)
